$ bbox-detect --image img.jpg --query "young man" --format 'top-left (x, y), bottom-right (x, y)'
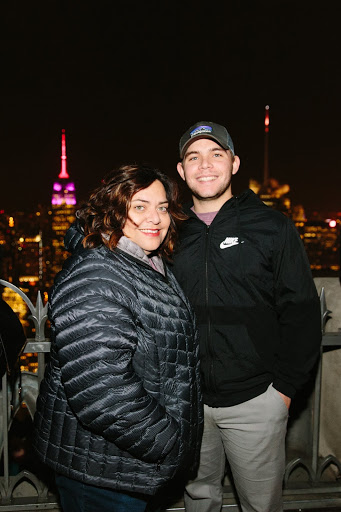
top-left (172, 121), bottom-right (321, 512)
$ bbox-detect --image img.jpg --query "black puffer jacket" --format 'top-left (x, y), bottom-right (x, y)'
top-left (33, 224), bottom-right (203, 495)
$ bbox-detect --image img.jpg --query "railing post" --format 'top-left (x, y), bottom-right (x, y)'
top-left (0, 279), bottom-right (50, 503)
top-left (311, 286), bottom-right (330, 476)
top-left (1, 372), bottom-right (9, 499)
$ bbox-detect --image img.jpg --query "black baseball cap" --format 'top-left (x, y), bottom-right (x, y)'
top-left (179, 121), bottom-right (235, 159)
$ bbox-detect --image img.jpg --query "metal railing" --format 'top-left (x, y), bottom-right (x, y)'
top-left (0, 279), bottom-right (341, 510)
top-left (0, 280), bottom-right (58, 510)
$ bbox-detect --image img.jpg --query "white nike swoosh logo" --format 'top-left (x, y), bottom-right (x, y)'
top-left (220, 237), bottom-right (244, 249)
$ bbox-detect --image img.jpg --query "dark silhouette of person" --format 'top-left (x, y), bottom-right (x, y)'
top-left (0, 297), bottom-right (26, 380)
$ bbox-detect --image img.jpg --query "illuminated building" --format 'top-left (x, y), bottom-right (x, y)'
top-left (249, 106), bottom-right (291, 216)
top-left (0, 209), bottom-right (49, 288)
top-left (248, 107), bottom-right (339, 276)
top-left (50, 129), bottom-right (77, 277)
top-left (0, 210), bottom-right (49, 340)
top-left (297, 218), bottom-right (340, 276)
top-left (51, 129), bottom-right (76, 208)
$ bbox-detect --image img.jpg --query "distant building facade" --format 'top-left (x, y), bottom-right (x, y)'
top-left (249, 178), bottom-right (291, 216)
top-left (250, 177), bottom-right (340, 277)
top-left (297, 217), bottom-right (340, 277)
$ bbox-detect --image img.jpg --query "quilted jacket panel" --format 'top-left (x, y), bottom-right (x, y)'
top-left (33, 231), bottom-right (203, 495)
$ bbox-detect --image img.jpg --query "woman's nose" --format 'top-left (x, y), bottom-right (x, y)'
top-left (147, 210), bottom-right (161, 223)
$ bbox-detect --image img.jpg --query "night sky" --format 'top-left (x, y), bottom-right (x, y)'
top-left (1, 1), bottom-right (340, 215)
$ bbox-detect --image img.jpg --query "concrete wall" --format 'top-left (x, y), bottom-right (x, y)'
top-left (314, 277), bottom-right (341, 463)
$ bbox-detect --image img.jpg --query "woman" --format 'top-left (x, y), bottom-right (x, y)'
top-left (33, 164), bottom-right (203, 512)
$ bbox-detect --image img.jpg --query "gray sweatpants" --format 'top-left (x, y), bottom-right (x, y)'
top-left (184, 384), bottom-right (289, 512)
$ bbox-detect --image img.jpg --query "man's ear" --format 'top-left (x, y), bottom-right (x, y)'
top-left (232, 155), bottom-right (240, 176)
top-left (177, 161), bottom-right (185, 181)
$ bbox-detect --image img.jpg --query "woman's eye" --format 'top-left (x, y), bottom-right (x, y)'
top-left (158, 206), bottom-right (168, 212)
top-left (135, 205), bottom-right (145, 211)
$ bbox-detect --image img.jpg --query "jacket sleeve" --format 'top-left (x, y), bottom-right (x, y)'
top-left (272, 217), bottom-right (322, 398)
top-left (50, 258), bottom-right (179, 463)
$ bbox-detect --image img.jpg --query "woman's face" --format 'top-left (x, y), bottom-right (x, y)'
top-left (123, 180), bottom-right (171, 254)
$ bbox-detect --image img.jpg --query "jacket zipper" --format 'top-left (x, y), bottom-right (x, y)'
top-left (204, 225), bottom-right (215, 393)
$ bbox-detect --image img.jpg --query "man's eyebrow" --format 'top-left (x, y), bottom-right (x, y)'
top-left (184, 150), bottom-right (199, 158)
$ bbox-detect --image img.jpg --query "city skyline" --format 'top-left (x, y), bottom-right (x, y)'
top-left (2, 2), bottom-right (339, 214)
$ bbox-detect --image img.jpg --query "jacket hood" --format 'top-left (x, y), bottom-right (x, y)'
top-left (64, 221), bottom-right (85, 254)
top-left (219, 189), bottom-right (267, 215)
top-left (234, 189), bottom-right (266, 210)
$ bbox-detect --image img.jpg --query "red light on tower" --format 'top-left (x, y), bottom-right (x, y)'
top-left (265, 105), bottom-right (270, 133)
top-left (263, 105), bottom-right (270, 183)
top-left (58, 129), bottom-right (70, 179)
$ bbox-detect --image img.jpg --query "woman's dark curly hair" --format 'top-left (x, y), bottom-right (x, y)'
top-left (76, 164), bottom-right (186, 259)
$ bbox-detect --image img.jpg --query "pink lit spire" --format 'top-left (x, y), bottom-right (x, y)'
top-left (59, 129), bottom-right (69, 179)
top-left (52, 129), bottom-right (77, 206)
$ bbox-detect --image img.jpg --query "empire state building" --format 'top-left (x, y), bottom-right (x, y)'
top-left (51, 129), bottom-right (77, 277)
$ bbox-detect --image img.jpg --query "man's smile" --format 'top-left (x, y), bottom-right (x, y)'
top-left (197, 175), bottom-right (218, 182)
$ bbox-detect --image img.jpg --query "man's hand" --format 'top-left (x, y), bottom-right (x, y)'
top-left (277, 391), bottom-right (291, 409)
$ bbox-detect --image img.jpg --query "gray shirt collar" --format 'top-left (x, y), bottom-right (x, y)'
top-left (101, 234), bottom-right (165, 275)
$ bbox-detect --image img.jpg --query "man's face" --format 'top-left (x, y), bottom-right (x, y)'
top-left (177, 138), bottom-right (240, 207)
